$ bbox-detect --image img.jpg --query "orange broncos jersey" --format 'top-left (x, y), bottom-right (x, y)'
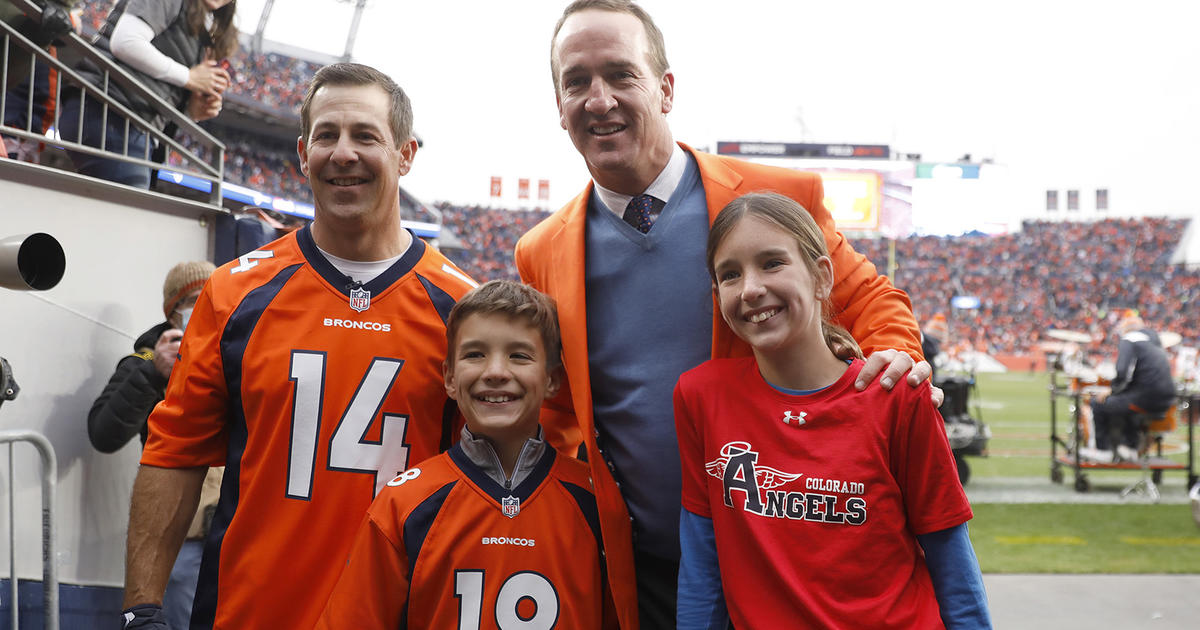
top-left (319, 444), bottom-right (616, 630)
top-left (141, 226), bottom-right (477, 630)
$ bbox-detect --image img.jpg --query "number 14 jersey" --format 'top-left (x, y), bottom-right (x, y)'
top-left (142, 225), bottom-right (477, 629)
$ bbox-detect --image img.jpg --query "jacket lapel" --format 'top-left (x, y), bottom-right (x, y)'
top-left (549, 184), bottom-right (596, 424)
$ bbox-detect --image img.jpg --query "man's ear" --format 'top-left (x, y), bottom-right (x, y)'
top-left (397, 138), bottom-right (418, 176)
top-left (297, 135), bottom-right (309, 178)
top-left (659, 71), bottom-right (675, 114)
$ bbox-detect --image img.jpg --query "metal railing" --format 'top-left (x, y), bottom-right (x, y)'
top-left (1, 430), bottom-right (57, 630)
top-left (1, 0), bottom-right (223, 205)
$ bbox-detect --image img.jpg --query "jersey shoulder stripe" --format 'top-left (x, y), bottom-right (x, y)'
top-left (402, 481), bottom-right (456, 580)
top-left (559, 479), bottom-right (603, 555)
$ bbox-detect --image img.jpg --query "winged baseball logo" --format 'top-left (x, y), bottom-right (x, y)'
top-left (705, 441), bottom-right (802, 490)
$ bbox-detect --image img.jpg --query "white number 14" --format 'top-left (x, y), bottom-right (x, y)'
top-left (287, 352), bottom-right (411, 499)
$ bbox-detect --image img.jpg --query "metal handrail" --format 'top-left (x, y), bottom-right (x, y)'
top-left (1, 0), bottom-right (224, 204)
top-left (1, 430), bottom-right (57, 630)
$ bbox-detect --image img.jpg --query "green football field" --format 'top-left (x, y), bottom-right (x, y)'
top-left (960, 371), bottom-right (1200, 573)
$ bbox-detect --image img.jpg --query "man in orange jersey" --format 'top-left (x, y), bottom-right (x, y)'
top-left (516, 2), bottom-right (932, 627)
top-left (120, 62), bottom-right (477, 630)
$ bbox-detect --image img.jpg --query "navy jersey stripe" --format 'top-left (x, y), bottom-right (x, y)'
top-left (296, 224), bottom-right (429, 297)
top-left (447, 443), bottom-right (557, 504)
top-left (560, 481), bottom-right (604, 557)
top-left (370, 235), bottom-right (426, 295)
top-left (417, 273), bottom-right (456, 324)
top-left (403, 482), bottom-right (456, 587)
top-left (191, 263), bottom-right (302, 627)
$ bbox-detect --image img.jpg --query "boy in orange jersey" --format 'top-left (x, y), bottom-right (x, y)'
top-left (319, 280), bottom-right (616, 630)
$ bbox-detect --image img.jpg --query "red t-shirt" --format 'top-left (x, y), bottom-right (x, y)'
top-left (674, 357), bottom-right (972, 629)
top-left (319, 444), bottom-right (615, 629)
top-left (142, 227), bottom-right (476, 629)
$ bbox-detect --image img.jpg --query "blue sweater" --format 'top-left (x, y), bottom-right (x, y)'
top-left (584, 155), bottom-right (711, 558)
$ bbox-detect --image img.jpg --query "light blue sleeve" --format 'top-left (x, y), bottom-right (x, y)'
top-left (917, 522), bottom-right (993, 629)
top-left (677, 508), bottom-right (729, 630)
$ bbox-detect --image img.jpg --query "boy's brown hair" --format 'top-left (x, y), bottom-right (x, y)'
top-left (445, 280), bottom-right (563, 371)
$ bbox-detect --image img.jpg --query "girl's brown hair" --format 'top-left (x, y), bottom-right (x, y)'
top-left (706, 192), bottom-right (862, 360)
top-left (188, 0), bottom-right (238, 60)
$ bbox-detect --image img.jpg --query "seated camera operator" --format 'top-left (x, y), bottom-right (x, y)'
top-left (88, 260), bottom-right (222, 630)
top-left (1083, 311), bottom-right (1176, 462)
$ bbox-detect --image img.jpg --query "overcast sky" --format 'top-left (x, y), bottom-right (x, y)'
top-left (234, 0), bottom-right (1200, 224)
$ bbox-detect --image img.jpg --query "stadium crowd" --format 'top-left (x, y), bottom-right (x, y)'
top-left (437, 202), bottom-right (550, 280)
top-left (435, 206), bottom-right (1200, 358)
top-left (851, 216), bottom-right (1198, 355)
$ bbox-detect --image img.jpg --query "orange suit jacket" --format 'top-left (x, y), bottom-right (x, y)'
top-left (514, 143), bottom-right (922, 629)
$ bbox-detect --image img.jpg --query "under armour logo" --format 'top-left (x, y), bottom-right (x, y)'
top-left (230, 250), bottom-right (275, 274)
top-left (782, 411), bottom-right (807, 426)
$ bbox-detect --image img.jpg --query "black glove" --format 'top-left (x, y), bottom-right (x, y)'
top-left (122, 603), bottom-right (168, 630)
top-left (16, 1), bottom-right (73, 47)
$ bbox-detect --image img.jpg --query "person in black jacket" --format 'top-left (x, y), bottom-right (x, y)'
top-left (88, 260), bottom-right (212, 451)
top-left (1084, 311), bottom-right (1177, 462)
top-left (88, 259), bottom-right (215, 630)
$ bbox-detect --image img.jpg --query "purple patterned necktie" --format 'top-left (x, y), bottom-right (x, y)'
top-left (622, 194), bottom-right (661, 234)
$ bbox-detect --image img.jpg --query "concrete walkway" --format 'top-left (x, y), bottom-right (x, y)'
top-left (985, 574), bottom-right (1200, 629)
top-left (967, 475), bottom-right (1199, 628)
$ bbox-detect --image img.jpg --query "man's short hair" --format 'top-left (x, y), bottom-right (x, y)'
top-left (445, 280), bottom-right (563, 372)
top-left (300, 62), bottom-right (413, 146)
top-left (550, 0), bottom-right (670, 93)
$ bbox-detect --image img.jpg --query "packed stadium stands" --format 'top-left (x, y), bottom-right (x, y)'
top-left (435, 205), bottom-right (1199, 360)
top-left (848, 217), bottom-right (1198, 356)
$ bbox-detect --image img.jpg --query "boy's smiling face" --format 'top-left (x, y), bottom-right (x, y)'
top-left (444, 313), bottom-right (561, 445)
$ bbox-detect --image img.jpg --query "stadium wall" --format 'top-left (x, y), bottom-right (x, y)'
top-left (0, 159), bottom-right (217, 593)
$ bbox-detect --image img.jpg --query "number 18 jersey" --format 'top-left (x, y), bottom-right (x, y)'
top-left (142, 225), bottom-right (477, 629)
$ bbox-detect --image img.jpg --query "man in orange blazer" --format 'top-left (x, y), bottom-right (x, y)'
top-left (516, 2), bottom-right (933, 628)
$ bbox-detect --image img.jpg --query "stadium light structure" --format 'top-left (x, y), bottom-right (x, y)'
top-left (254, 0), bottom-right (369, 60)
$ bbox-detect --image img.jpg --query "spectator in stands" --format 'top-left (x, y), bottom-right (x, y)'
top-left (1082, 310), bottom-right (1177, 462)
top-left (4, 57), bottom-right (57, 162)
top-left (57, 0), bottom-right (236, 188)
top-left (2, 1), bottom-right (75, 162)
top-left (1, 0), bottom-right (74, 91)
top-left (87, 260), bottom-right (223, 630)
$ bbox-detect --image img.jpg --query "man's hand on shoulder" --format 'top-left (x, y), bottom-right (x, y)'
top-left (854, 349), bottom-right (943, 407)
top-left (122, 604), bottom-right (167, 629)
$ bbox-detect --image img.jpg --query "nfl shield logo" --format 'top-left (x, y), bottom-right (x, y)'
top-left (349, 287), bottom-right (371, 313)
top-left (501, 495), bottom-right (520, 518)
